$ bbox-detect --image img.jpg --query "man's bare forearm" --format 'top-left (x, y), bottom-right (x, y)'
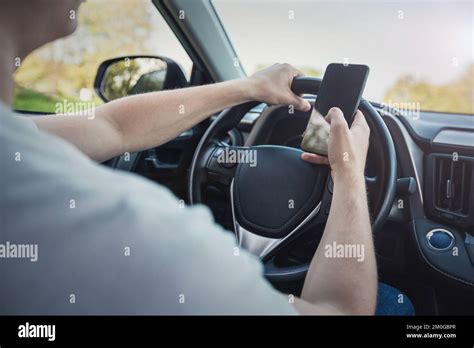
top-left (297, 172), bottom-right (377, 315)
top-left (98, 79), bottom-right (254, 156)
top-left (33, 79), bottom-right (253, 162)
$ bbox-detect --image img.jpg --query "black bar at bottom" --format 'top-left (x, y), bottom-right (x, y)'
top-left (0, 315), bottom-right (472, 345)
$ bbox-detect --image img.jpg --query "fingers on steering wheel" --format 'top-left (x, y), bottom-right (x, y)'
top-left (293, 96), bottom-right (311, 112)
top-left (301, 152), bottom-right (330, 166)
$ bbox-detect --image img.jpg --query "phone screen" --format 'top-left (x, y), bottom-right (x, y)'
top-left (315, 63), bottom-right (369, 125)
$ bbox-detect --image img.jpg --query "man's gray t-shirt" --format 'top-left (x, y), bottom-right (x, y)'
top-left (0, 103), bottom-right (296, 315)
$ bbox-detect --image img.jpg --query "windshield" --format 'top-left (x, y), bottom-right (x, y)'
top-left (213, 0), bottom-right (473, 114)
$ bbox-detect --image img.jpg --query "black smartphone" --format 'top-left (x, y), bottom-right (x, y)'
top-left (301, 63), bottom-right (369, 155)
top-left (315, 63), bottom-right (369, 125)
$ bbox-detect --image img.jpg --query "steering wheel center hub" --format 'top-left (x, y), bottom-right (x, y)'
top-left (232, 145), bottom-right (327, 239)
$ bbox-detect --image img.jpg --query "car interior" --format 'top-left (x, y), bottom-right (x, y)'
top-left (15, 0), bottom-right (474, 315)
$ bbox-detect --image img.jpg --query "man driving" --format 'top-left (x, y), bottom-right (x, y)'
top-left (0, 0), bottom-right (413, 315)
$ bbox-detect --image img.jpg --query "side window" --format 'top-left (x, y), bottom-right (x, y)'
top-left (12, 0), bottom-right (192, 113)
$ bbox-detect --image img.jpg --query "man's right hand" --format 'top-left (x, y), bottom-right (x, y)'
top-left (301, 107), bottom-right (370, 182)
top-left (297, 107), bottom-right (376, 316)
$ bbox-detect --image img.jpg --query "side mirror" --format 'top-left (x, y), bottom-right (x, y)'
top-left (94, 56), bottom-right (188, 102)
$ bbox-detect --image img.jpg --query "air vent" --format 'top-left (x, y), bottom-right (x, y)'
top-left (434, 156), bottom-right (472, 216)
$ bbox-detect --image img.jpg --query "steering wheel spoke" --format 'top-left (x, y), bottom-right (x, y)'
top-left (205, 145), bottom-right (248, 188)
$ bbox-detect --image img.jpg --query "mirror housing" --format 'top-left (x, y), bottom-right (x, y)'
top-left (94, 55), bottom-right (188, 102)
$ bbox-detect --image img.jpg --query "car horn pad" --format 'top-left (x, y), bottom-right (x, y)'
top-left (232, 145), bottom-right (328, 239)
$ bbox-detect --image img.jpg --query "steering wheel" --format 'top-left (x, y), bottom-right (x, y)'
top-left (188, 77), bottom-right (396, 283)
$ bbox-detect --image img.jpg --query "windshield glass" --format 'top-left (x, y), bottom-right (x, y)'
top-left (213, 0), bottom-right (473, 114)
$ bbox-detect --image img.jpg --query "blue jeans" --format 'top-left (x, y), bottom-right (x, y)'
top-left (376, 283), bottom-right (415, 315)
